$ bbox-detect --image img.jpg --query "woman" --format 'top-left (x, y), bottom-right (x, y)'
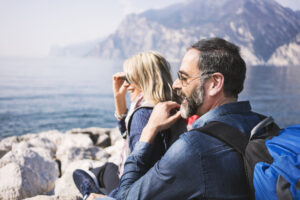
top-left (73, 51), bottom-right (184, 200)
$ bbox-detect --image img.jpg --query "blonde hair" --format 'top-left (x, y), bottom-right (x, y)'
top-left (123, 51), bottom-right (173, 105)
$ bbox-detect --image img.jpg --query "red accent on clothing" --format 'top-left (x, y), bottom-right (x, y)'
top-left (187, 115), bottom-right (199, 125)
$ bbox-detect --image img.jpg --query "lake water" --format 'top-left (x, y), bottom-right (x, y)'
top-left (0, 57), bottom-right (299, 139)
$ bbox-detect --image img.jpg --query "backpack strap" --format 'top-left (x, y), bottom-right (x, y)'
top-left (126, 105), bottom-right (153, 138)
top-left (250, 116), bottom-right (274, 139)
top-left (253, 114), bottom-right (281, 139)
top-left (192, 121), bottom-right (249, 155)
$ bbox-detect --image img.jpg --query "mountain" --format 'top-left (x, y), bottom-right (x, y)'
top-left (70, 0), bottom-right (300, 66)
top-left (267, 33), bottom-right (300, 66)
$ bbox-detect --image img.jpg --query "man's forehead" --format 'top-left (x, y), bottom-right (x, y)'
top-left (179, 49), bottom-right (201, 75)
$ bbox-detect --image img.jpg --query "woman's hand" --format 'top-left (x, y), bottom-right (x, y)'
top-left (87, 193), bottom-right (107, 200)
top-left (140, 101), bottom-right (181, 143)
top-left (113, 72), bottom-right (128, 119)
top-left (113, 72), bottom-right (127, 97)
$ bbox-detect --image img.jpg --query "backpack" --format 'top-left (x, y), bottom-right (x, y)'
top-left (194, 116), bottom-right (300, 200)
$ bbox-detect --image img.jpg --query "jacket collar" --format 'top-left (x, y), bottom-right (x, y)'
top-left (192, 101), bottom-right (252, 129)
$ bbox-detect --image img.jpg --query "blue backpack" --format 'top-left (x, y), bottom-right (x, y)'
top-left (195, 115), bottom-right (300, 200)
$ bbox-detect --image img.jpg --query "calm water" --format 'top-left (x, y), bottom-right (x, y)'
top-left (240, 65), bottom-right (300, 127)
top-left (0, 57), bottom-right (299, 139)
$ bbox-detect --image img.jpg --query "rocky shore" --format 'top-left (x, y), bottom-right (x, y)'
top-left (0, 127), bottom-right (123, 200)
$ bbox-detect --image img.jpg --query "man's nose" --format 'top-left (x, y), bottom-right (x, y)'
top-left (172, 78), bottom-right (181, 90)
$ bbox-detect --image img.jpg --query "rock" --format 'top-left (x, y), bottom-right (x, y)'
top-left (109, 127), bottom-right (122, 146)
top-left (0, 136), bottom-right (20, 152)
top-left (105, 140), bottom-right (123, 167)
top-left (22, 131), bottom-right (63, 158)
top-left (59, 133), bottom-right (93, 149)
top-left (267, 33), bottom-right (300, 66)
top-left (24, 195), bottom-right (55, 200)
top-left (68, 127), bottom-right (112, 148)
top-left (0, 163), bottom-right (22, 200)
top-left (55, 196), bottom-right (82, 200)
top-left (0, 127), bottom-right (122, 200)
top-left (19, 133), bottom-right (39, 141)
top-left (0, 148), bottom-right (59, 199)
top-left (95, 133), bottom-right (111, 148)
top-left (37, 130), bottom-right (65, 148)
top-left (0, 131), bottom-right (62, 158)
top-left (0, 150), bottom-right (7, 159)
top-left (28, 137), bottom-right (57, 155)
top-left (54, 132), bottom-right (99, 173)
top-left (10, 140), bottom-right (56, 160)
top-left (24, 195), bottom-right (82, 200)
top-left (55, 133), bottom-right (93, 173)
top-left (11, 141), bottom-right (30, 151)
top-left (54, 160), bottom-right (106, 199)
top-left (56, 145), bottom-right (109, 174)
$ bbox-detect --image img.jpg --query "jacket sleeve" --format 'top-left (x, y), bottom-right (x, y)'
top-left (117, 118), bottom-right (126, 135)
top-left (117, 136), bottom-right (205, 200)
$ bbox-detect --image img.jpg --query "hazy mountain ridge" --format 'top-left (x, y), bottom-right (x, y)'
top-left (296, 10), bottom-right (300, 17)
top-left (268, 33), bottom-right (300, 66)
top-left (54, 0), bottom-right (300, 66)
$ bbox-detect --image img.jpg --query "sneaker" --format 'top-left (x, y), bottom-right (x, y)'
top-left (73, 169), bottom-right (101, 198)
top-left (80, 161), bottom-right (102, 189)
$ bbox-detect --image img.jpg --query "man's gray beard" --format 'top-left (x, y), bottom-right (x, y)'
top-left (180, 84), bottom-right (205, 119)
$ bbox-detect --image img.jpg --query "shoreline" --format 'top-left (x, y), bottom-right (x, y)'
top-left (0, 127), bottom-right (123, 200)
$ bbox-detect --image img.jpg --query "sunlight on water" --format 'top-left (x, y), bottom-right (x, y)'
top-left (0, 57), bottom-right (123, 139)
top-left (240, 66), bottom-right (300, 128)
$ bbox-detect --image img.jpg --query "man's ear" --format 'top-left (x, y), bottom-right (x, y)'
top-left (207, 73), bottom-right (224, 96)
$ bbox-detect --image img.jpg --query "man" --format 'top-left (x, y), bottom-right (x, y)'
top-left (109, 37), bottom-right (262, 200)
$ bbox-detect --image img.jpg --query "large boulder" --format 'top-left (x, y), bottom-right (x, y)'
top-left (0, 163), bottom-right (22, 200)
top-left (109, 127), bottom-right (122, 146)
top-left (0, 136), bottom-right (19, 158)
top-left (105, 139), bottom-right (123, 167)
top-left (11, 138), bottom-right (57, 159)
top-left (28, 137), bottom-right (57, 155)
top-left (67, 127), bottom-right (112, 148)
top-left (0, 147), bottom-right (59, 200)
top-left (24, 195), bottom-right (82, 200)
top-left (37, 130), bottom-right (65, 149)
top-left (0, 130), bottom-right (64, 159)
top-left (0, 150), bottom-right (7, 159)
top-left (24, 195), bottom-right (55, 200)
top-left (55, 133), bottom-right (107, 173)
top-left (56, 146), bottom-right (109, 174)
top-left (57, 133), bottom-right (93, 150)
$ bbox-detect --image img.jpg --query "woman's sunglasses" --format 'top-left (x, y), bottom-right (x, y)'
top-left (123, 75), bottom-right (130, 84)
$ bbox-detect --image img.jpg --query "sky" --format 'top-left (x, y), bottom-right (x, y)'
top-left (0, 0), bottom-right (299, 57)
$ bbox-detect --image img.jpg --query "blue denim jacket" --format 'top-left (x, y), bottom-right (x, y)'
top-left (109, 101), bottom-right (262, 200)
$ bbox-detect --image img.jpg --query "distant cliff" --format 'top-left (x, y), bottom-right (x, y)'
top-left (52, 0), bottom-right (300, 66)
top-left (268, 33), bottom-right (300, 66)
